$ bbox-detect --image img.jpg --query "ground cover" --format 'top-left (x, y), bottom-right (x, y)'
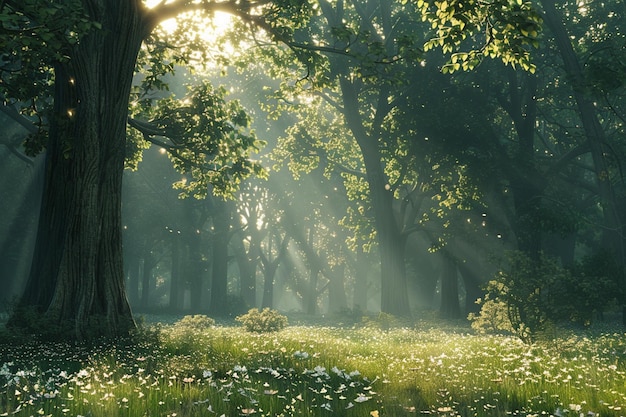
top-left (1, 316), bottom-right (626, 417)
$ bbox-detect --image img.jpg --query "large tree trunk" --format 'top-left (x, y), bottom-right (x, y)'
top-left (9, 0), bottom-right (145, 339)
top-left (261, 266), bottom-right (276, 309)
top-left (499, 71), bottom-right (543, 258)
top-left (456, 259), bottom-right (484, 316)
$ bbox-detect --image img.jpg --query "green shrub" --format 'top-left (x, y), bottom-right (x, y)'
top-left (468, 296), bottom-right (515, 335)
top-left (471, 251), bottom-right (569, 343)
top-left (471, 250), bottom-right (622, 341)
top-left (163, 315), bottom-right (215, 352)
top-left (173, 314), bottom-right (216, 330)
top-left (236, 308), bottom-right (288, 333)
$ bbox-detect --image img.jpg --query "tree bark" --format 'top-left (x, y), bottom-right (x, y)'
top-left (9, 0), bottom-right (146, 339)
top-left (339, 77), bottom-right (411, 317)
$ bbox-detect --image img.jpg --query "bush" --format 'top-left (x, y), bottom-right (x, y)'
top-left (236, 308), bottom-right (288, 333)
top-left (163, 315), bottom-right (215, 352)
top-left (469, 251), bottom-right (568, 343)
top-left (468, 296), bottom-right (515, 335)
top-left (173, 314), bottom-right (216, 330)
top-left (470, 250), bottom-right (623, 341)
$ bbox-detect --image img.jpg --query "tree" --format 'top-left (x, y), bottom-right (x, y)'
top-left (240, 0), bottom-right (544, 318)
top-left (541, 0), bottom-right (626, 316)
top-left (1, 0), bottom-right (299, 339)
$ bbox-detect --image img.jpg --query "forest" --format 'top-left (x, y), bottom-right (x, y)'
top-left (2, 0), bottom-right (624, 336)
top-left (1, 0), bottom-right (626, 415)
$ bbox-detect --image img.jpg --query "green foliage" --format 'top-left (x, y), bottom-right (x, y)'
top-left (470, 250), bottom-right (622, 342)
top-left (162, 315), bottom-right (216, 353)
top-left (236, 308), bottom-right (288, 333)
top-left (0, 0), bottom-right (102, 155)
top-left (173, 314), bottom-right (216, 330)
top-left (418, 0), bottom-right (542, 73)
top-left (130, 79), bottom-right (267, 198)
top-left (471, 251), bottom-right (568, 342)
top-left (468, 297), bottom-right (515, 335)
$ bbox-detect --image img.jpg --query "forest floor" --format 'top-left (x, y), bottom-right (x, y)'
top-left (1, 312), bottom-right (626, 417)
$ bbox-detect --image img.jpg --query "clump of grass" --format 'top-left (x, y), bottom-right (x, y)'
top-left (2, 318), bottom-right (626, 417)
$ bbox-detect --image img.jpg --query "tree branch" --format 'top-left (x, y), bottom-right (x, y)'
top-left (127, 116), bottom-right (185, 149)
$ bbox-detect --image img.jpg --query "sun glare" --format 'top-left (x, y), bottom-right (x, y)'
top-left (144, 0), bottom-right (234, 43)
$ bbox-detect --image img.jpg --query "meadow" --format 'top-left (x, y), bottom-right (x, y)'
top-left (1, 315), bottom-right (626, 417)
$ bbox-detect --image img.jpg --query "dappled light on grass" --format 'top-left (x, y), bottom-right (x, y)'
top-left (2, 322), bottom-right (626, 416)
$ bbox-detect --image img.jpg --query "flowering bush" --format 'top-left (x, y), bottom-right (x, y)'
top-left (173, 314), bottom-right (216, 330)
top-left (236, 308), bottom-right (288, 333)
top-left (164, 315), bottom-right (215, 352)
top-left (468, 296), bottom-right (515, 335)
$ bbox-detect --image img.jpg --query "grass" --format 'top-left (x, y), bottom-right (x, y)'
top-left (1, 315), bottom-right (626, 417)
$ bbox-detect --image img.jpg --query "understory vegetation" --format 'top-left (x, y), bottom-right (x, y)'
top-left (2, 315), bottom-right (626, 417)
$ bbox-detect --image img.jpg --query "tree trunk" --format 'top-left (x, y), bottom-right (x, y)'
top-left (209, 200), bottom-right (231, 315)
top-left (501, 70), bottom-right (543, 258)
top-left (169, 233), bottom-right (183, 311)
top-left (261, 265), bottom-right (276, 309)
top-left (328, 263), bottom-right (348, 313)
top-left (9, 0), bottom-right (145, 339)
top-left (339, 77), bottom-right (411, 317)
top-left (439, 251), bottom-right (461, 319)
top-left (456, 260), bottom-right (483, 316)
top-left (352, 250), bottom-right (370, 312)
top-left (234, 237), bottom-right (258, 308)
top-left (188, 231), bottom-right (205, 313)
top-left (304, 266), bottom-right (319, 315)
top-left (140, 250), bottom-right (155, 310)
